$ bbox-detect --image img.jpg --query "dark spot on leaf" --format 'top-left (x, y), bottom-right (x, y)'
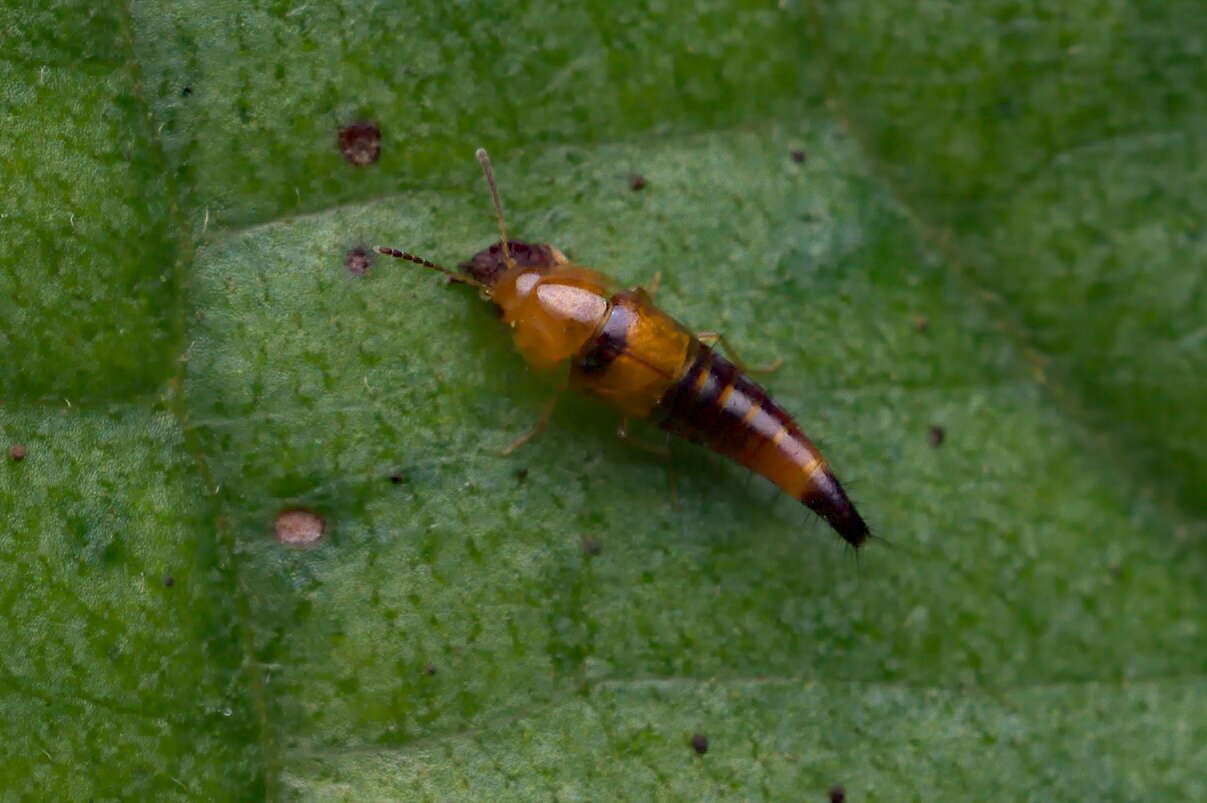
top-left (928, 425), bottom-right (945, 447)
top-left (8, 445), bottom-right (26, 461)
top-left (690, 733), bottom-right (709, 754)
top-left (181, 86), bottom-right (193, 97)
top-left (914, 316), bottom-right (929, 332)
top-left (581, 536), bottom-right (601, 556)
top-left (790, 149), bottom-right (807, 163)
top-left (274, 508), bottom-right (326, 548)
top-left (829, 785), bottom-right (846, 803)
top-left (629, 173), bottom-right (646, 191)
top-left (388, 472), bottom-right (406, 485)
top-left (345, 246), bottom-right (373, 276)
top-left (514, 467), bottom-right (528, 483)
top-left (163, 575), bottom-right (175, 587)
top-left (338, 121), bottom-right (381, 167)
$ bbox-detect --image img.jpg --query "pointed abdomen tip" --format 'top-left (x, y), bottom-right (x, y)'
top-left (802, 469), bottom-right (869, 548)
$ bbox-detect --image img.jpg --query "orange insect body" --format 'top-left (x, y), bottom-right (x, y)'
top-left (379, 150), bottom-right (869, 547)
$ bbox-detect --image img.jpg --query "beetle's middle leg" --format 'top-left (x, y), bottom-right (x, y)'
top-left (501, 387), bottom-right (564, 456)
top-left (642, 271), bottom-right (662, 299)
top-left (696, 331), bottom-right (783, 374)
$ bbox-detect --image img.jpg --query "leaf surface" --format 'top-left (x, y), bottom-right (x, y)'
top-left (1, 1), bottom-right (1203, 799)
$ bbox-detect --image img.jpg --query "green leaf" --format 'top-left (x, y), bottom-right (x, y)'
top-left (2, 1), bottom-right (1203, 799)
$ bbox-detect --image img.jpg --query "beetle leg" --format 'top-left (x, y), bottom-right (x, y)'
top-left (617, 419), bottom-right (678, 508)
top-left (643, 271), bottom-right (662, 299)
top-left (501, 387), bottom-right (564, 456)
top-left (616, 418), bottom-right (672, 458)
top-left (695, 331), bottom-right (783, 374)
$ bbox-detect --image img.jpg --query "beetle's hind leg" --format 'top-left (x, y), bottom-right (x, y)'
top-left (501, 387), bottom-right (564, 456)
top-left (616, 418), bottom-right (671, 458)
top-left (695, 331), bottom-right (783, 374)
top-left (617, 418), bottom-right (679, 509)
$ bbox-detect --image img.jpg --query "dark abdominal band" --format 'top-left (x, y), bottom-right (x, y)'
top-left (654, 345), bottom-right (870, 547)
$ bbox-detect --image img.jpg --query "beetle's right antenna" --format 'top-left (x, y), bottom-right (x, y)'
top-left (374, 246), bottom-right (487, 290)
top-left (475, 148), bottom-right (514, 268)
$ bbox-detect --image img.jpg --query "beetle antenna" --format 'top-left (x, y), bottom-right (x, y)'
top-left (374, 247), bottom-right (487, 290)
top-left (475, 148), bottom-right (514, 268)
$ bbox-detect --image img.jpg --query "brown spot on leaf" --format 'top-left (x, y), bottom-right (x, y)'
top-left (338, 121), bottom-right (381, 166)
top-left (914, 316), bottom-right (929, 332)
top-left (388, 472), bottom-right (406, 485)
top-left (828, 785), bottom-right (846, 803)
top-left (629, 173), bottom-right (646, 191)
top-left (274, 508), bottom-right (326, 548)
top-left (928, 425), bottom-right (945, 447)
top-left (8, 445), bottom-right (26, 461)
top-left (690, 733), bottom-right (709, 754)
top-left (790, 149), bottom-right (807, 163)
top-left (345, 246), bottom-right (373, 276)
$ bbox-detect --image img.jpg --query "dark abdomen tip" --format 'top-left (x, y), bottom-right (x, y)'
top-left (802, 469), bottom-right (869, 548)
top-left (654, 344), bottom-right (871, 547)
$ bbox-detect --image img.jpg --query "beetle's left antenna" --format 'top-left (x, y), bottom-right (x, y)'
top-left (475, 148), bottom-right (514, 268)
top-left (374, 247), bottom-right (486, 290)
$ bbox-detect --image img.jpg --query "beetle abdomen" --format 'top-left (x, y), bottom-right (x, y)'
top-left (655, 345), bottom-right (869, 547)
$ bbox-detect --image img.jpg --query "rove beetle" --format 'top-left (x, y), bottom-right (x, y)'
top-left (378, 150), bottom-right (869, 547)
